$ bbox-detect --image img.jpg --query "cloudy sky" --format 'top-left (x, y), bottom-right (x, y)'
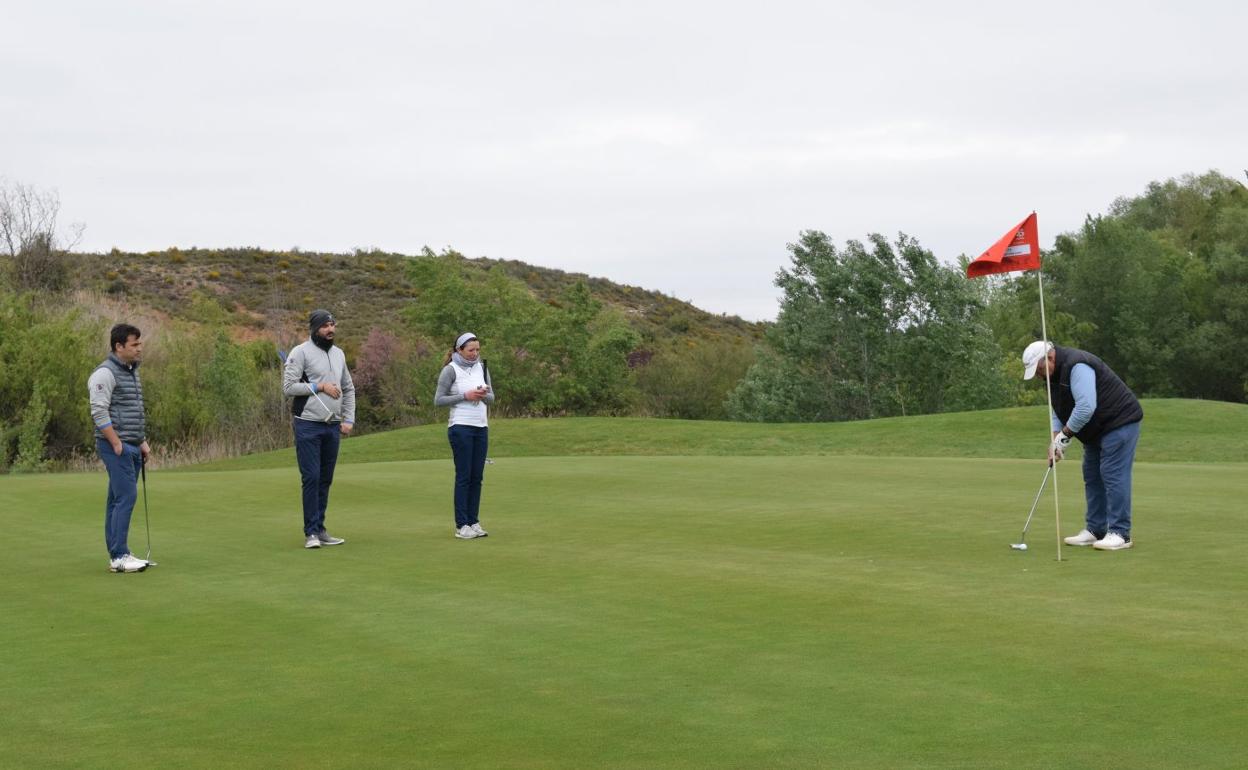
top-left (4, 1), bottom-right (1244, 320)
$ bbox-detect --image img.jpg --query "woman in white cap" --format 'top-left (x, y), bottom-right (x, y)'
top-left (434, 332), bottom-right (495, 539)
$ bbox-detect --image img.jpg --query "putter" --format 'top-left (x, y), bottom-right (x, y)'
top-left (140, 456), bottom-right (158, 567)
top-left (1010, 462), bottom-right (1053, 551)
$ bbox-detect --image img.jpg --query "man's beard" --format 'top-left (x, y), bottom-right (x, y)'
top-left (313, 332), bottom-right (334, 351)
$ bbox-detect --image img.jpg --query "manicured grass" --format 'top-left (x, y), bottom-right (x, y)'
top-left (3, 418), bottom-right (1245, 767)
top-left (191, 399), bottom-right (1248, 472)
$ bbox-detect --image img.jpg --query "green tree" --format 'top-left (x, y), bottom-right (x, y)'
top-left (1024, 171), bottom-right (1248, 402)
top-left (730, 231), bottom-right (1007, 422)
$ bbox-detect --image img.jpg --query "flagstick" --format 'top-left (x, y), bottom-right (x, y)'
top-left (1036, 267), bottom-right (1062, 562)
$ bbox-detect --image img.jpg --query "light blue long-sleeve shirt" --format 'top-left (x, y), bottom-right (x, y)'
top-left (1051, 363), bottom-right (1096, 433)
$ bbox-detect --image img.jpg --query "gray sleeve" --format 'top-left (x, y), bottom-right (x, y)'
top-left (341, 361), bottom-right (356, 424)
top-left (433, 365), bottom-right (464, 407)
top-left (87, 368), bottom-right (116, 428)
top-left (483, 367), bottom-right (496, 405)
top-left (282, 346), bottom-right (316, 397)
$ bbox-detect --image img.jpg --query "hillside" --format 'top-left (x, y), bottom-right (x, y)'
top-left (69, 247), bottom-right (764, 348)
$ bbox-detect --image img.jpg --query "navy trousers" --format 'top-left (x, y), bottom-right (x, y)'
top-left (448, 425), bottom-right (488, 528)
top-left (294, 419), bottom-right (341, 536)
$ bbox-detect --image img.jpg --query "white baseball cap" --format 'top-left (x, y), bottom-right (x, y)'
top-left (1022, 340), bottom-right (1053, 380)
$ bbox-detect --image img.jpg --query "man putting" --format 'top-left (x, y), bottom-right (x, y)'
top-left (283, 309), bottom-right (356, 549)
top-left (1022, 341), bottom-right (1143, 551)
top-left (89, 323), bottom-right (152, 573)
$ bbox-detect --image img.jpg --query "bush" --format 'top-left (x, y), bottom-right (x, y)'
top-left (12, 386), bottom-right (52, 472)
top-left (0, 290), bottom-right (99, 467)
top-left (637, 339), bottom-right (756, 420)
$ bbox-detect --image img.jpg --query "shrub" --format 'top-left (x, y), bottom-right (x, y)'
top-left (12, 386), bottom-right (52, 472)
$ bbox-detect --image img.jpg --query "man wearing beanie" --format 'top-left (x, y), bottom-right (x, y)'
top-left (282, 309), bottom-right (356, 549)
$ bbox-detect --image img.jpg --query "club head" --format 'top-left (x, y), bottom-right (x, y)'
top-left (1009, 543), bottom-right (1028, 551)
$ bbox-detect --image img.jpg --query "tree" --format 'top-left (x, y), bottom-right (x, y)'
top-left (1030, 171), bottom-right (1248, 401)
top-left (0, 179), bottom-right (84, 292)
top-left (729, 231), bottom-right (1008, 422)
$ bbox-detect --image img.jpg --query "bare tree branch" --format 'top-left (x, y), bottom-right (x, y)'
top-left (0, 178), bottom-right (86, 291)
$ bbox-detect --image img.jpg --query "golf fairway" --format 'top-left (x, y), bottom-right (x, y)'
top-left (2, 446), bottom-right (1244, 768)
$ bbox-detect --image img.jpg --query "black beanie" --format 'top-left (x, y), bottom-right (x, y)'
top-left (309, 309), bottom-right (335, 334)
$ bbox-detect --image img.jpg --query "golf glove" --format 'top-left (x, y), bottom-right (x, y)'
top-left (1051, 432), bottom-right (1073, 459)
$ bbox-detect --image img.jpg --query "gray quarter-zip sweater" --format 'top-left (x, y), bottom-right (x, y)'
top-left (283, 339), bottom-right (356, 423)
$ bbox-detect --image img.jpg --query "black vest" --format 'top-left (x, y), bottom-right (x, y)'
top-left (1051, 346), bottom-right (1142, 445)
top-left (94, 355), bottom-right (147, 444)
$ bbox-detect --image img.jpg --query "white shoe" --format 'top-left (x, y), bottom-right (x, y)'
top-left (455, 525), bottom-right (478, 539)
top-left (1063, 529), bottom-right (1098, 546)
top-left (109, 554), bottom-right (148, 573)
top-left (305, 534), bottom-right (321, 549)
top-left (471, 523), bottom-right (488, 537)
top-left (1093, 532), bottom-right (1133, 550)
top-left (317, 530), bottom-right (345, 546)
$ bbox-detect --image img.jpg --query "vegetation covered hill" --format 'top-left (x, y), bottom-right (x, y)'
top-left (71, 246), bottom-right (762, 350)
top-left (2, 170), bottom-right (1245, 472)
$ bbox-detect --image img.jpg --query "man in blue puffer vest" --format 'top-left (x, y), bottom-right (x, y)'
top-left (88, 323), bottom-right (152, 573)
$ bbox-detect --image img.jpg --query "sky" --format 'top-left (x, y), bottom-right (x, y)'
top-left (3, 1), bottom-right (1245, 321)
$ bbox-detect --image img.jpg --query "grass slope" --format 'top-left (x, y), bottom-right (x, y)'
top-left (2, 405), bottom-right (1245, 768)
top-left (195, 399), bottom-right (1248, 472)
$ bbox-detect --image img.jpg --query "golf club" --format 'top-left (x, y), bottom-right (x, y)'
top-left (1010, 461), bottom-right (1053, 551)
top-left (140, 456), bottom-right (158, 567)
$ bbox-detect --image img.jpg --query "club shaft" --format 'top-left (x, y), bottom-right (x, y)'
top-left (141, 459), bottom-right (152, 561)
top-left (1019, 464), bottom-right (1052, 540)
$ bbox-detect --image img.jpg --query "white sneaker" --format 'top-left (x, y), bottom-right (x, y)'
top-left (1063, 529), bottom-right (1098, 546)
top-left (305, 534), bottom-right (321, 549)
top-left (455, 525), bottom-right (478, 539)
top-left (109, 554), bottom-right (148, 573)
top-left (317, 530), bottom-right (345, 546)
top-left (1093, 532), bottom-right (1133, 551)
top-left (471, 523), bottom-right (488, 537)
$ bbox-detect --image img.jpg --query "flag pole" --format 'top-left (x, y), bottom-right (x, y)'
top-left (1035, 264), bottom-right (1062, 562)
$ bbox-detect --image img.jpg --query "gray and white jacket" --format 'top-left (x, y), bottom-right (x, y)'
top-left (283, 339), bottom-right (356, 424)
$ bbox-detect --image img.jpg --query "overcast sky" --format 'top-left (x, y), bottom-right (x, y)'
top-left (4, 1), bottom-right (1244, 320)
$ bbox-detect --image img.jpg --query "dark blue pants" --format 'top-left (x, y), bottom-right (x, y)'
top-left (1082, 421), bottom-right (1142, 538)
top-left (448, 425), bottom-right (488, 528)
top-left (97, 439), bottom-right (143, 559)
top-left (294, 419), bottom-right (341, 536)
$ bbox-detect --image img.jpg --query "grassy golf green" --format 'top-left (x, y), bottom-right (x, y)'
top-left (2, 401), bottom-right (1245, 768)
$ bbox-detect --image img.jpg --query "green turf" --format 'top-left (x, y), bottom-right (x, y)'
top-left (2, 404), bottom-right (1246, 768)
top-left (192, 399), bottom-right (1248, 472)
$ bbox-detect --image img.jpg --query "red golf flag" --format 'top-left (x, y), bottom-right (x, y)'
top-left (966, 212), bottom-right (1040, 278)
